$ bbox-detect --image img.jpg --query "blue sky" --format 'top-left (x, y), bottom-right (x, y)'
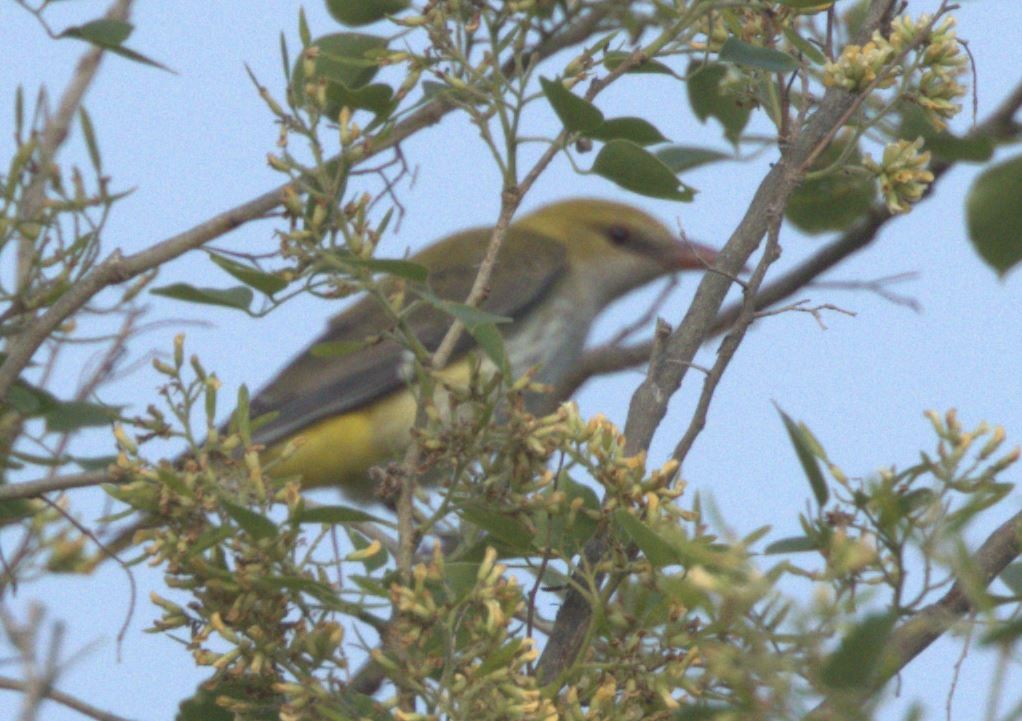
top-left (2, 1), bottom-right (1021, 719)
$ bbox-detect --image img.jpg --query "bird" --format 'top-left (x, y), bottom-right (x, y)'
top-left (245, 197), bottom-right (718, 501)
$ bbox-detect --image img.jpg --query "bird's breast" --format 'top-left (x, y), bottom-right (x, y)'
top-left (504, 287), bottom-right (597, 389)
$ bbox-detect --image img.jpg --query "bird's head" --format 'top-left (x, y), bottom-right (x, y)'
top-left (517, 198), bottom-right (718, 304)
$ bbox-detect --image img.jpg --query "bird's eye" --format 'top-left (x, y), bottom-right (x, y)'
top-left (607, 224), bottom-right (631, 245)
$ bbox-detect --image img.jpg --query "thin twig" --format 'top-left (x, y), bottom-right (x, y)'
top-left (13, 0), bottom-right (135, 293)
top-left (812, 273), bottom-right (922, 313)
top-left (807, 510), bottom-right (1022, 720)
top-left (536, 0), bottom-right (903, 687)
top-left (753, 299), bottom-right (857, 330)
top-left (673, 210), bottom-right (784, 465)
top-left (0, 4), bottom-right (614, 403)
top-left (0, 470), bottom-right (112, 502)
top-left (0, 674), bottom-right (137, 721)
top-left (556, 73), bottom-right (1022, 399)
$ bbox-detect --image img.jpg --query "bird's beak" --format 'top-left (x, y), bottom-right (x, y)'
top-left (666, 238), bottom-right (720, 271)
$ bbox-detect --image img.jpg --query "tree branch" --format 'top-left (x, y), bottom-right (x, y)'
top-left (0, 470), bottom-right (112, 502)
top-left (0, 4), bottom-right (614, 402)
top-left (0, 675), bottom-right (138, 721)
top-left (535, 0), bottom-right (901, 686)
top-left (14, 0), bottom-right (135, 293)
top-left (556, 72), bottom-right (1022, 400)
top-left (807, 510), bottom-right (1022, 721)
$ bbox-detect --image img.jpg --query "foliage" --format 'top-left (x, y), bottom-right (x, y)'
top-left (1, 2), bottom-right (1021, 721)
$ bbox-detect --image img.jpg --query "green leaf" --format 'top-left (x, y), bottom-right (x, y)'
top-left (416, 290), bottom-right (512, 330)
top-left (176, 682), bottom-right (235, 721)
top-left (820, 613), bottom-right (897, 689)
top-left (327, 82), bottom-right (395, 116)
top-left (981, 617), bottom-right (1022, 646)
top-left (291, 33), bottom-right (389, 117)
top-left (79, 107), bottom-right (102, 171)
top-left (924, 133), bottom-right (995, 163)
top-left (74, 455), bottom-right (117, 471)
top-left (999, 561), bottom-right (1022, 596)
top-left (614, 509), bottom-right (679, 568)
top-left (687, 62), bottom-right (751, 145)
top-left (261, 576), bottom-right (348, 609)
top-left (781, 26), bottom-right (826, 65)
top-left (100, 44), bottom-right (173, 72)
top-left (775, 0), bottom-right (836, 12)
top-left (157, 466), bottom-right (193, 498)
top-left (764, 535), bottom-right (818, 554)
top-left (462, 506), bottom-right (534, 551)
top-left (298, 8), bottom-right (311, 47)
top-left (656, 145), bottom-right (730, 173)
top-left (673, 704), bottom-right (735, 721)
top-left (444, 561), bottom-right (482, 599)
top-left (184, 525), bottom-right (234, 559)
top-left (310, 339), bottom-right (369, 359)
top-left (587, 116), bottom-right (668, 146)
top-left (776, 406), bottom-right (829, 506)
top-left (0, 499), bottom-right (34, 522)
top-left (477, 639), bottom-right (524, 677)
top-left (442, 302), bottom-right (512, 329)
top-left (720, 37), bottom-right (797, 73)
top-left (331, 689), bottom-right (392, 721)
top-left (602, 51), bottom-right (674, 75)
top-left (592, 139), bottom-right (695, 201)
top-left (899, 105), bottom-right (995, 163)
top-left (465, 323), bottom-right (507, 377)
top-left (60, 20), bottom-right (171, 72)
top-left (7, 382), bottom-right (56, 416)
top-left (421, 80), bottom-right (448, 99)
top-left (296, 505), bottom-right (387, 525)
top-left (221, 500), bottom-right (278, 540)
top-left (326, 0), bottom-right (410, 27)
top-left (63, 19), bottom-right (133, 46)
top-left (786, 136), bottom-right (876, 234)
top-left (44, 400), bottom-right (118, 433)
top-left (208, 253), bottom-right (288, 296)
top-left (534, 476), bottom-right (599, 554)
top-left (335, 254), bottom-right (428, 282)
top-left (540, 77), bottom-right (604, 134)
top-left (315, 33), bottom-right (388, 88)
top-left (151, 283), bottom-right (254, 312)
top-left (966, 153), bottom-right (1022, 276)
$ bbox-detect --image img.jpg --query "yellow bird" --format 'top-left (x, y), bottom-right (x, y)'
top-left (247, 198), bottom-right (718, 501)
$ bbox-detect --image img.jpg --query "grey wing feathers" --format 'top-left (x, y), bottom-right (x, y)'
top-left (248, 228), bottom-right (566, 447)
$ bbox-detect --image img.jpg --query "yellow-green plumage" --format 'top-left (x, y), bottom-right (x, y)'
top-left (251, 198), bottom-right (717, 500)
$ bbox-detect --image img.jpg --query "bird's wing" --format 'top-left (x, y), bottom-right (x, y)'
top-left (248, 226), bottom-right (567, 446)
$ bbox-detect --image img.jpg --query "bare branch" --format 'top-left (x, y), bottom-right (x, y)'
top-left (14, 0), bottom-right (135, 293)
top-left (807, 510), bottom-right (1022, 721)
top-left (673, 209), bottom-right (784, 464)
top-left (0, 4), bottom-right (614, 403)
top-left (812, 273), bottom-right (922, 313)
top-left (536, 0), bottom-right (903, 686)
top-left (0, 674), bottom-right (138, 721)
top-left (754, 299), bottom-right (858, 330)
top-left (556, 73), bottom-right (1022, 401)
top-left (0, 470), bottom-right (112, 502)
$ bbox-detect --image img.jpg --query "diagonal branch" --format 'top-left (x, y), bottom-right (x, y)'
top-left (535, 0), bottom-right (901, 686)
top-left (0, 5), bottom-right (613, 402)
top-left (556, 73), bottom-right (1022, 401)
top-left (14, 0), bottom-right (136, 293)
top-left (0, 674), bottom-right (138, 721)
top-left (807, 510), bottom-right (1022, 721)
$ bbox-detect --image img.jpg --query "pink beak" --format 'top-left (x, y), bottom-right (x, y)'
top-left (668, 238), bottom-right (721, 271)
